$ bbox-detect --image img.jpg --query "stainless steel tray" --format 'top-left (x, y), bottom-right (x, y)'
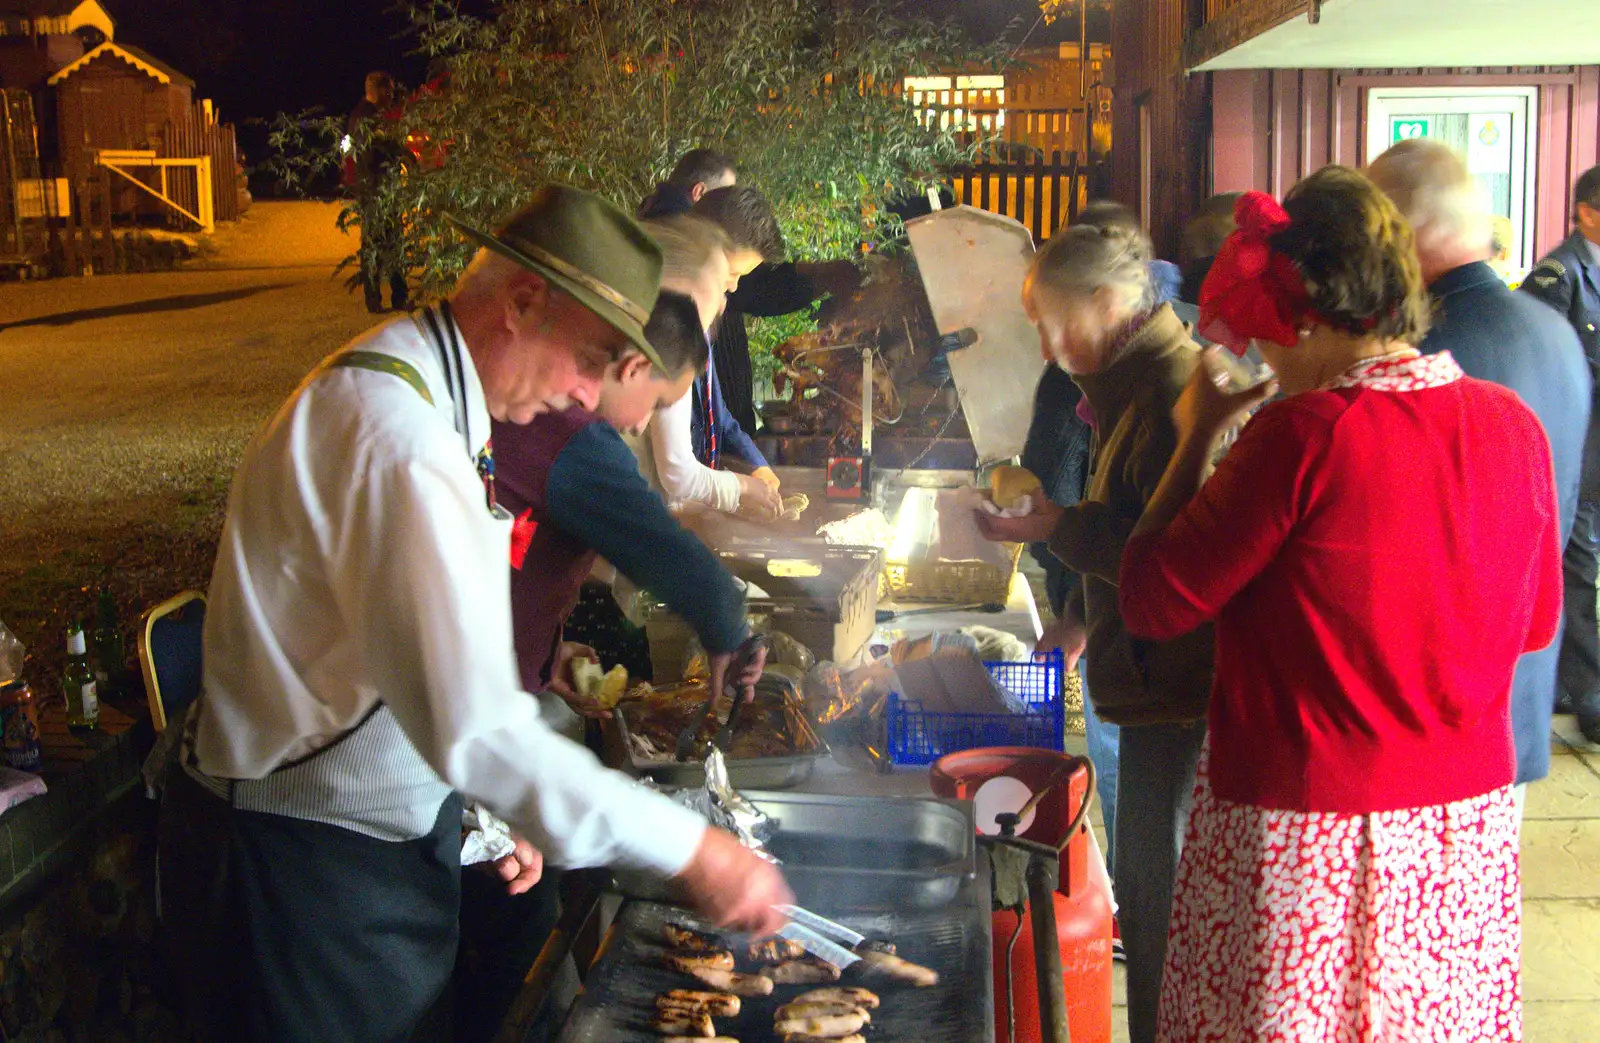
top-left (609, 678), bottom-right (829, 791)
top-left (747, 790), bottom-right (976, 911)
top-left (615, 793), bottom-right (976, 912)
top-left (563, 858), bottom-right (994, 1043)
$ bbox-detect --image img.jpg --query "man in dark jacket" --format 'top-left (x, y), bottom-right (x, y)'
top-left (1521, 165), bottom-right (1600, 747)
top-left (1372, 142), bottom-right (1594, 783)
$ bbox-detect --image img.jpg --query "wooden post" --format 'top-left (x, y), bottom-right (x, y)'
top-left (1032, 148), bottom-right (1046, 242)
top-left (98, 170), bottom-right (117, 273)
top-left (1067, 152), bottom-right (1082, 226)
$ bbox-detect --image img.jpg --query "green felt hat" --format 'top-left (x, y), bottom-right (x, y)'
top-left (448, 185), bottom-right (665, 369)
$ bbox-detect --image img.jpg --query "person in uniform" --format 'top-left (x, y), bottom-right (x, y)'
top-left (1522, 165), bottom-right (1600, 747)
top-left (158, 185), bottom-right (790, 1043)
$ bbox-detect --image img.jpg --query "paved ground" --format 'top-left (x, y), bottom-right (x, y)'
top-left (0, 201), bottom-right (375, 663)
top-left (1, 205), bottom-right (1596, 1039)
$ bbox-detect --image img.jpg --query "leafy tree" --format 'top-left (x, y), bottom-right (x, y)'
top-left (269, 0), bottom-right (998, 326)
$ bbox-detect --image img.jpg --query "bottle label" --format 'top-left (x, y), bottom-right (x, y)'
top-left (79, 681), bottom-right (98, 719)
top-left (67, 631), bottom-right (87, 656)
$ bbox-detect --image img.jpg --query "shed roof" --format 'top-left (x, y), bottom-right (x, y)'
top-left (47, 41), bottom-right (193, 87)
top-left (0, 0), bottom-right (114, 40)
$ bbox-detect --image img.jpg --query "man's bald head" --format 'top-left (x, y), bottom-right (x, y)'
top-left (1368, 138), bottom-right (1493, 284)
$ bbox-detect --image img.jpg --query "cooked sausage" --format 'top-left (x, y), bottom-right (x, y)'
top-left (794, 987), bottom-right (880, 1010)
top-left (774, 1001), bottom-right (870, 1024)
top-left (650, 1010), bottom-right (715, 1038)
top-left (783, 1035), bottom-right (865, 1043)
top-left (856, 949), bottom-right (939, 987)
top-left (762, 958), bottom-right (842, 984)
top-left (748, 938), bottom-right (807, 963)
top-left (664, 951), bottom-right (736, 973)
top-left (656, 990), bottom-right (739, 1018)
top-left (687, 968), bottom-right (775, 996)
top-left (663, 924), bottom-right (722, 952)
top-left (773, 1012), bottom-right (867, 1038)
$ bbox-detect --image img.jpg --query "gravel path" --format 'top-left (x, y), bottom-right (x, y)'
top-left (0, 201), bottom-right (381, 674)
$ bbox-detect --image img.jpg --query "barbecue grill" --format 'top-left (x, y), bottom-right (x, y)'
top-left (558, 871), bottom-right (994, 1043)
top-left (552, 792), bottom-right (996, 1043)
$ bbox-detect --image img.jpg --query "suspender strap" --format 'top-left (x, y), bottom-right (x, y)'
top-left (328, 350), bottom-right (435, 405)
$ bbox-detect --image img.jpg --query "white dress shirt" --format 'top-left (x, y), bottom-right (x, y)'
top-left (648, 392), bottom-right (743, 513)
top-left (192, 312), bottom-right (707, 876)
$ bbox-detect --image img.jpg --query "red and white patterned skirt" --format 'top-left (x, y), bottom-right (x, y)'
top-left (1157, 755), bottom-right (1521, 1042)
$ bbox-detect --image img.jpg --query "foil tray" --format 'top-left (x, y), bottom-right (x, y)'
top-left (562, 857), bottom-right (994, 1043)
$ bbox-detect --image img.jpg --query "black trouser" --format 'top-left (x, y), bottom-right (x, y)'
top-left (1559, 495), bottom-right (1600, 719)
top-left (454, 866), bottom-right (565, 1043)
top-left (359, 194), bottom-right (409, 310)
top-left (159, 769), bottom-right (462, 1043)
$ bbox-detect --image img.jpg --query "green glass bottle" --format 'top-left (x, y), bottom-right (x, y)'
top-left (64, 623), bottom-right (99, 730)
top-left (91, 589), bottom-right (123, 694)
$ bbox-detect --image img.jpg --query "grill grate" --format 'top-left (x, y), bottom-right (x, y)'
top-left (559, 867), bottom-right (994, 1043)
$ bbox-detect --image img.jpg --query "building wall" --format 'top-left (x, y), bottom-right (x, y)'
top-left (1211, 66), bottom-right (1600, 258)
top-left (0, 34), bottom-right (83, 90)
top-left (1110, 0), bottom-right (1210, 258)
top-left (55, 53), bottom-right (191, 183)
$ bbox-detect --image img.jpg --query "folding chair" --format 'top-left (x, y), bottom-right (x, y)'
top-left (137, 591), bottom-right (206, 733)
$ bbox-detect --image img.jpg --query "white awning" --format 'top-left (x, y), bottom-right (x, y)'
top-left (1194, 0), bottom-right (1600, 72)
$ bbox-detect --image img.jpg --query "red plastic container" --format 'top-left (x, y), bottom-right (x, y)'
top-left (931, 747), bottom-right (1114, 1043)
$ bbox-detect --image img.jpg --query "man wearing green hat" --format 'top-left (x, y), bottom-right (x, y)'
top-left (159, 185), bottom-right (791, 1043)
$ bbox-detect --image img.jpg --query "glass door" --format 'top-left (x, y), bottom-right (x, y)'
top-left (1366, 87), bottom-right (1539, 275)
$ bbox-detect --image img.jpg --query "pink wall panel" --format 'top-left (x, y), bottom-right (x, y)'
top-left (1208, 66), bottom-right (1600, 258)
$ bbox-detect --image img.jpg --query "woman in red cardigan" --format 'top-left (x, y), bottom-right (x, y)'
top-left (1120, 167), bottom-right (1563, 1042)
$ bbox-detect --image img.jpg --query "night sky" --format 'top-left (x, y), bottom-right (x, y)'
top-left (103, 0), bottom-right (1096, 149)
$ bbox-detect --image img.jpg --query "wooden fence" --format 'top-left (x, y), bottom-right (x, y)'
top-left (0, 168), bottom-right (193, 278)
top-left (161, 100), bottom-right (242, 227)
top-left (950, 149), bottom-right (1110, 242)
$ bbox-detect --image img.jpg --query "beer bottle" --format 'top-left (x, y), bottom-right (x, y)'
top-left (64, 623), bottom-right (99, 730)
top-left (91, 590), bottom-right (123, 694)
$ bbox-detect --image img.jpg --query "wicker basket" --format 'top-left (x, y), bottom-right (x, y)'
top-left (882, 542), bottom-right (1023, 605)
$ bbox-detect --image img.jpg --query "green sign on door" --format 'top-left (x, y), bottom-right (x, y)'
top-left (1392, 117), bottom-right (1432, 144)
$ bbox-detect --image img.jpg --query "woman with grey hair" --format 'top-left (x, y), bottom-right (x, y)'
top-left (977, 222), bottom-right (1218, 1043)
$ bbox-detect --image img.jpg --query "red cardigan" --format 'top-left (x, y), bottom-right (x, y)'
top-left (1120, 368), bottom-right (1562, 814)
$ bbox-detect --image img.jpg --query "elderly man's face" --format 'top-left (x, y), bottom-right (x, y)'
top-left (478, 277), bottom-right (620, 423)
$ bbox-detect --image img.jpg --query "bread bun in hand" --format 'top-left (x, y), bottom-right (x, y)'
top-left (989, 466), bottom-right (1044, 512)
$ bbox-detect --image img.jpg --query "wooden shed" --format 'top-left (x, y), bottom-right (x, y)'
top-left (47, 41), bottom-right (192, 188)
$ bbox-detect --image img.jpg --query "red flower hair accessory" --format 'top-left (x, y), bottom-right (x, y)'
top-left (1198, 191), bottom-right (1313, 356)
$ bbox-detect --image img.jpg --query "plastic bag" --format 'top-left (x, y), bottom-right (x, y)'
top-left (0, 620), bottom-right (24, 686)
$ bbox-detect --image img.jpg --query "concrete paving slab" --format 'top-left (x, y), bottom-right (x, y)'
top-left (1523, 1001), bottom-right (1600, 1043)
top-left (1522, 898), bottom-right (1600, 1003)
top-left (1552, 718), bottom-right (1600, 756)
top-left (1521, 820), bottom-right (1600, 899)
top-left (1525, 754), bottom-right (1600, 820)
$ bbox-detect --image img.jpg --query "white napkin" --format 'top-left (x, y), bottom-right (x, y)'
top-left (460, 803), bottom-right (517, 866)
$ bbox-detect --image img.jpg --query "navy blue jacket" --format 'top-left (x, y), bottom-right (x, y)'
top-left (1521, 231), bottom-right (1600, 371)
top-left (690, 355), bottom-right (768, 469)
top-left (1423, 261), bottom-right (1592, 784)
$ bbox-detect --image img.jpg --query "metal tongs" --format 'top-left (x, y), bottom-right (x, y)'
top-left (674, 633), bottom-right (769, 761)
top-left (774, 904), bottom-right (864, 970)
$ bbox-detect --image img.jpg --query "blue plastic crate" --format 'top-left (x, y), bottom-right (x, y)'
top-left (886, 651), bottom-right (1066, 765)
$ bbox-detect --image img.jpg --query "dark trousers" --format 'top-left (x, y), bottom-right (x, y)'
top-left (1559, 497), bottom-right (1600, 718)
top-left (158, 769), bottom-right (462, 1043)
top-left (359, 196), bottom-right (410, 311)
top-left (453, 867), bottom-right (565, 1043)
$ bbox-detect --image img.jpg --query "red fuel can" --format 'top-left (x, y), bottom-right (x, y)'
top-left (932, 747), bottom-right (1115, 1043)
